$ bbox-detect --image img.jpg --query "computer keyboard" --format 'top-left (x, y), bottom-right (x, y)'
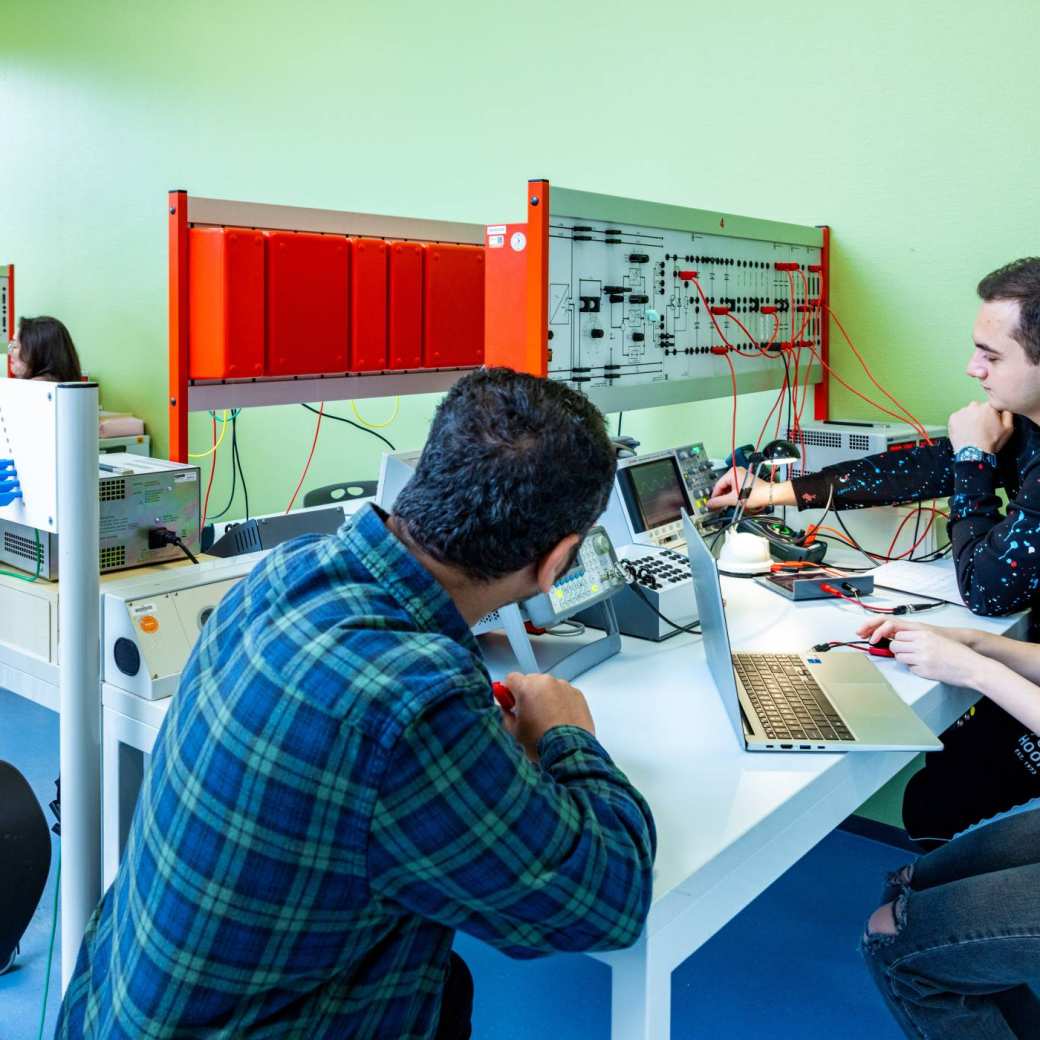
top-left (732, 653), bottom-right (854, 742)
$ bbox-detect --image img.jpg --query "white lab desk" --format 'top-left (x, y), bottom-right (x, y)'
top-left (98, 565), bottom-right (1027, 1040)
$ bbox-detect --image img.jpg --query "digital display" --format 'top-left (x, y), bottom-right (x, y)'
top-left (628, 457), bottom-right (688, 531)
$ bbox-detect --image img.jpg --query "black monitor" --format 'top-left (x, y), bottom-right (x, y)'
top-left (624, 456), bottom-right (690, 533)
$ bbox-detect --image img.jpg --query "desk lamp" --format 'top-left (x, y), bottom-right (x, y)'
top-left (719, 438), bottom-right (801, 574)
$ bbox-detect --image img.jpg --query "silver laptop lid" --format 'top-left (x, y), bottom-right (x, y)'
top-left (682, 513), bottom-right (746, 746)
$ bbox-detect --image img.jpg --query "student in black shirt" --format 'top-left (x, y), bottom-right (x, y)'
top-left (710, 258), bottom-right (1040, 617)
top-left (709, 258), bottom-right (1040, 843)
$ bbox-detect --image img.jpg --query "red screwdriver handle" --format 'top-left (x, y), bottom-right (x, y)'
top-left (492, 681), bottom-right (516, 712)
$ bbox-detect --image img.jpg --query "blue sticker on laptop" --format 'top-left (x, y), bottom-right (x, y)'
top-left (806, 658), bottom-right (822, 664)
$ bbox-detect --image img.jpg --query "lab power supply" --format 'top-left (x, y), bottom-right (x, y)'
top-left (787, 420), bottom-right (946, 477)
top-left (0, 454), bottom-right (201, 579)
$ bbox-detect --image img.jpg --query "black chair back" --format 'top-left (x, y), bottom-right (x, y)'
top-left (303, 480), bottom-right (377, 508)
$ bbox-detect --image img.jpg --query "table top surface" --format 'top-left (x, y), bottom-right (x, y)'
top-left (99, 553), bottom-right (1026, 934)
top-left (571, 565), bottom-right (1023, 921)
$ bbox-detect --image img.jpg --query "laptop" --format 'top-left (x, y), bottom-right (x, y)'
top-left (683, 513), bottom-right (942, 753)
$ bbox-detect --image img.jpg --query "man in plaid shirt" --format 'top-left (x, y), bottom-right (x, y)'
top-left (58, 369), bottom-right (657, 1039)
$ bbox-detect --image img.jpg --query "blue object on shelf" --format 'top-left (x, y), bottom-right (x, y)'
top-left (0, 458), bottom-right (23, 507)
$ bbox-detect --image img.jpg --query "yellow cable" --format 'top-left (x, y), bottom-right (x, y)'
top-left (350, 397), bottom-right (400, 429)
top-left (189, 410), bottom-right (229, 458)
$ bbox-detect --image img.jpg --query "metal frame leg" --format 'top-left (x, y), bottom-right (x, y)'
top-left (608, 935), bottom-right (672, 1040)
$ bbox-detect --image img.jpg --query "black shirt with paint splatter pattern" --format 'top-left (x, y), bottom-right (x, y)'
top-left (791, 415), bottom-right (1040, 617)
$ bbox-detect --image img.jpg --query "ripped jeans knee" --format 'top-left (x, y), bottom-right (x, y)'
top-left (862, 863), bottom-right (913, 951)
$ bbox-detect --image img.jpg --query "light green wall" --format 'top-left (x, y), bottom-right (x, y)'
top-left (5, 0), bottom-right (1038, 517)
top-left (5, 0), bottom-right (1035, 824)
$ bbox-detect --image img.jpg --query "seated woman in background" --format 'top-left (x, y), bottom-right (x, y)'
top-left (8, 315), bottom-right (82, 382)
top-left (858, 617), bottom-right (1040, 1038)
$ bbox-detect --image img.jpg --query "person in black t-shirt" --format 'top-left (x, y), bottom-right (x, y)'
top-left (855, 616), bottom-right (1040, 1039)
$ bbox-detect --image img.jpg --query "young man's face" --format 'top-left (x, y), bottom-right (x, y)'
top-left (967, 299), bottom-right (1040, 416)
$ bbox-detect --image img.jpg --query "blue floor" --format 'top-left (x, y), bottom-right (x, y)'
top-left (0, 687), bottom-right (905, 1039)
top-left (0, 689), bottom-right (63, 1040)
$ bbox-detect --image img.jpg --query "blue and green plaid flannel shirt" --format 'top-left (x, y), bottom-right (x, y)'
top-left (58, 504), bottom-right (656, 1039)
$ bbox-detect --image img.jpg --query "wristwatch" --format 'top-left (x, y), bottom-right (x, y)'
top-left (954, 446), bottom-right (998, 469)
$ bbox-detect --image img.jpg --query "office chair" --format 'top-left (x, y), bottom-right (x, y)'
top-left (0, 761), bottom-right (52, 973)
top-left (303, 480), bottom-right (377, 508)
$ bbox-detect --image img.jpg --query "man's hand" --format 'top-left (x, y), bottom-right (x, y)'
top-left (497, 672), bottom-right (595, 762)
top-left (887, 627), bottom-right (986, 689)
top-left (947, 401), bottom-right (1013, 454)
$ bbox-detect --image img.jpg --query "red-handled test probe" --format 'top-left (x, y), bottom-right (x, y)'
top-left (492, 681), bottom-right (516, 712)
top-left (813, 639), bottom-right (895, 658)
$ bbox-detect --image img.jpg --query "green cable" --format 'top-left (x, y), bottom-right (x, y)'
top-left (36, 846), bottom-right (60, 1040)
top-left (0, 526), bottom-right (41, 583)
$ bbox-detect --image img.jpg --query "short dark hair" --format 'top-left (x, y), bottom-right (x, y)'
top-left (16, 316), bottom-right (83, 382)
top-left (392, 368), bottom-right (617, 582)
top-left (977, 258), bottom-right (1040, 365)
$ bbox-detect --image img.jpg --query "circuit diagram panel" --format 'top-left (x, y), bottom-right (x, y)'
top-left (545, 216), bottom-right (823, 396)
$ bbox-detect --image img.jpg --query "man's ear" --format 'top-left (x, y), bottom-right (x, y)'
top-left (534, 533), bottom-right (582, 594)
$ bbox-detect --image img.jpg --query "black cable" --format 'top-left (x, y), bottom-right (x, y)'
top-left (628, 581), bottom-right (702, 635)
top-left (839, 583), bottom-right (943, 616)
top-left (909, 502), bottom-right (923, 562)
top-left (834, 511), bottom-right (887, 565)
top-left (233, 415), bottom-right (250, 520)
top-left (173, 536), bottom-right (200, 565)
top-left (872, 583), bottom-right (949, 606)
top-left (207, 415), bottom-right (239, 521)
top-left (617, 412), bottom-right (623, 437)
top-left (834, 509), bottom-right (952, 565)
top-left (302, 403), bottom-right (396, 451)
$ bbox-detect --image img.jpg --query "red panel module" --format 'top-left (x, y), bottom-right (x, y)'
top-left (388, 241), bottom-right (424, 369)
top-left (264, 231), bottom-right (349, 376)
top-left (423, 243), bottom-right (485, 368)
top-left (350, 237), bottom-right (388, 371)
top-left (188, 226), bottom-right (264, 379)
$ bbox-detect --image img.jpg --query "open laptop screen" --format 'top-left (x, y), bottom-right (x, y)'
top-left (682, 513), bottom-right (746, 747)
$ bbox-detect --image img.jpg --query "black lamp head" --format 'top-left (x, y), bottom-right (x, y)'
top-left (760, 438), bottom-right (801, 466)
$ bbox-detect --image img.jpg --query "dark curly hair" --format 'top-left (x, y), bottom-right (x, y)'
top-left (392, 368), bottom-right (616, 581)
top-left (16, 316), bottom-right (83, 381)
top-left (977, 259), bottom-right (1040, 365)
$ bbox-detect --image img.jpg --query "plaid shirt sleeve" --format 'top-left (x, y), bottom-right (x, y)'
top-left (368, 681), bottom-right (657, 959)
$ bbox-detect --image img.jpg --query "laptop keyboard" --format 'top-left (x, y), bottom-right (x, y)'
top-left (733, 654), bottom-right (855, 743)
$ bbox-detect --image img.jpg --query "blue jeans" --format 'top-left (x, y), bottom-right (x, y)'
top-left (862, 809), bottom-right (1040, 1038)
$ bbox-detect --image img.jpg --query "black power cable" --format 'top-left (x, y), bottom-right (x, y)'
top-left (208, 414), bottom-right (239, 521)
top-left (233, 414), bottom-right (250, 520)
top-left (301, 403), bottom-right (396, 452)
top-left (629, 582), bottom-right (701, 635)
top-left (620, 560), bottom-right (701, 635)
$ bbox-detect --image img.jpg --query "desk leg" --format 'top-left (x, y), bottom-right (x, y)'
top-left (101, 709), bottom-right (121, 891)
top-left (609, 935), bottom-right (671, 1040)
top-left (101, 708), bottom-right (150, 890)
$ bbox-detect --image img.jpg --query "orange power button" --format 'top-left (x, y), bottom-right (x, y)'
top-left (138, 615), bottom-right (159, 633)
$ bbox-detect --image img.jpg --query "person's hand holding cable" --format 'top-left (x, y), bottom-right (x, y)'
top-left (877, 625), bottom-right (988, 687)
top-left (708, 466), bottom-right (796, 512)
top-left (858, 617), bottom-right (980, 651)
